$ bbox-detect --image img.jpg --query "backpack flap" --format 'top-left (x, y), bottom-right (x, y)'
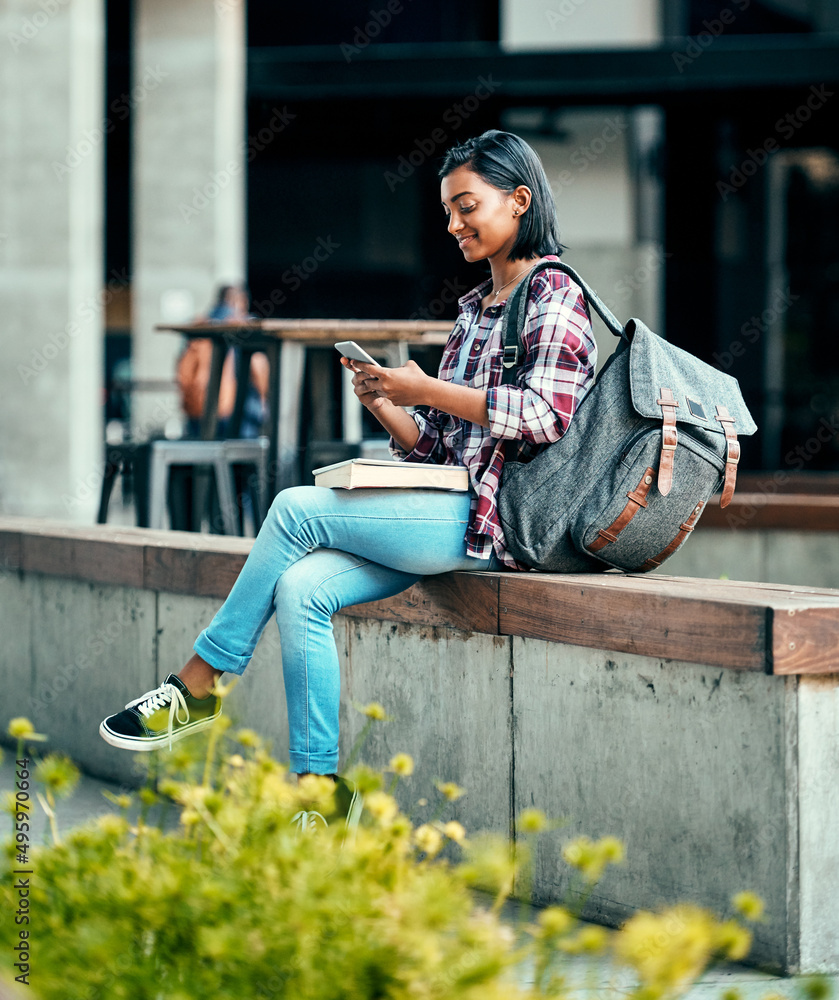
top-left (626, 319), bottom-right (757, 507)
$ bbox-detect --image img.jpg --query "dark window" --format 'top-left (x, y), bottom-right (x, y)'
top-left (248, 0), bottom-right (498, 48)
top-left (666, 0), bottom-right (839, 36)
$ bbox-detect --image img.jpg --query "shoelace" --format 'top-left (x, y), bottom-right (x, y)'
top-left (291, 810), bottom-right (328, 834)
top-left (128, 683), bottom-right (189, 751)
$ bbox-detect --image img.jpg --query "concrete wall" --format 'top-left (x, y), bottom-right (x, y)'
top-left (2, 565), bottom-right (837, 975)
top-left (0, 0), bottom-right (104, 520)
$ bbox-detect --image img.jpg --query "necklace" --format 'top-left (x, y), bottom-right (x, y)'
top-left (491, 261), bottom-right (539, 301)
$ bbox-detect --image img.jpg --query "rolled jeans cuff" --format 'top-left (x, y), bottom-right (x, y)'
top-left (289, 747), bottom-right (339, 776)
top-left (193, 629), bottom-right (250, 676)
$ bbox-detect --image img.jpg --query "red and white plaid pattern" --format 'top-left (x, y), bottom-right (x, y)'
top-left (391, 257), bottom-right (597, 569)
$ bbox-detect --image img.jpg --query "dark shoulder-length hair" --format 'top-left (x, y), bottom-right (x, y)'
top-left (438, 130), bottom-right (563, 261)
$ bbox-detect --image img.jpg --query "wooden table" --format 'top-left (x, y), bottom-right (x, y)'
top-left (156, 320), bottom-right (453, 499)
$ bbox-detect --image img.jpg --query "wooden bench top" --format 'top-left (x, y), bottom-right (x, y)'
top-left (2, 517), bottom-right (837, 677)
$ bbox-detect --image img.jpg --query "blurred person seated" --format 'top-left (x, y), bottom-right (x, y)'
top-left (177, 283), bottom-right (269, 440)
top-left (171, 284), bottom-right (270, 533)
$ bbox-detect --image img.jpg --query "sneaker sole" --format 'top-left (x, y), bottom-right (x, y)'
top-left (98, 713), bottom-right (220, 751)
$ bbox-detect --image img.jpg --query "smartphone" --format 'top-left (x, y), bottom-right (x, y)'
top-left (335, 341), bottom-right (378, 366)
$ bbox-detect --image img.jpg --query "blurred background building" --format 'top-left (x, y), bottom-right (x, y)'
top-left (1, 0), bottom-right (838, 520)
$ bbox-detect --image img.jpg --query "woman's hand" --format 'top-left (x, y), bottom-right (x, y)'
top-left (339, 356), bottom-right (488, 430)
top-left (340, 358), bottom-right (432, 410)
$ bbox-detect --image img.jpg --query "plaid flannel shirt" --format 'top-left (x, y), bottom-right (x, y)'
top-left (390, 257), bottom-right (597, 569)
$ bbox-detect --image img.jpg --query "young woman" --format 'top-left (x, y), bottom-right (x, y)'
top-left (99, 130), bottom-right (597, 781)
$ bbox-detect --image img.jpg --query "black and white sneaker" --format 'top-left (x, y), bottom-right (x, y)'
top-left (99, 674), bottom-right (221, 751)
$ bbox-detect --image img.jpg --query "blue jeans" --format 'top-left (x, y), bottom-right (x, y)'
top-left (194, 486), bottom-right (494, 774)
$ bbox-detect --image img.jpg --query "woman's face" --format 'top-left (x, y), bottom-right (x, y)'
top-left (441, 165), bottom-right (524, 264)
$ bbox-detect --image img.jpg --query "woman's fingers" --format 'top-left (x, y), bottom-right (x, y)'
top-left (340, 357), bottom-right (388, 408)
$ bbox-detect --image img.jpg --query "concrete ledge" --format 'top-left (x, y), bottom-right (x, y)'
top-left (3, 517), bottom-right (839, 675)
top-left (1, 516), bottom-right (838, 974)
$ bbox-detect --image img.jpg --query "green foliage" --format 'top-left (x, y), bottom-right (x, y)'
top-left (0, 711), bottom-right (808, 1000)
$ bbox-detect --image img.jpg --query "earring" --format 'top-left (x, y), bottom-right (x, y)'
top-left (513, 210), bottom-right (519, 216)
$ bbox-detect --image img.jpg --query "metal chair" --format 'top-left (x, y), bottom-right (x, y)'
top-left (98, 438), bottom-right (268, 535)
top-left (146, 438), bottom-right (269, 534)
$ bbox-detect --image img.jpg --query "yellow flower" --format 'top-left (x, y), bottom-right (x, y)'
top-left (599, 835), bottom-right (625, 863)
top-left (558, 924), bottom-right (609, 954)
top-left (414, 823), bottom-right (443, 857)
top-left (518, 808), bottom-right (547, 834)
top-left (7, 717), bottom-right (47, 741)
top-left (577, 925), bottom-right (609, 952)
top-left (443, 821), bottom-right (467, 844)
top-left (731, 891), bottom-right (765, 922)
top-left (158, 779), bottom-right (182, 800)
top-left (714, 920), bottom-right (752, 961)
top-left (361, 701), bottom-right (387, 720)
top-left (234, 729), bottom-right (261, 748)
top-left (562, 835), bottom-right (602, 880)
top-left (388, 753), bottom-right (414, 776)
top-left (210, 675), bottom-right (238, 699)
top-left (436, 781), bottom-right (466, 802)
top-left (615, 904), bottom-right (719, 990)
top-left (800, 976), bottom-right (833, 1000)
top-left (101, 791), bottom-right (132, 810)
top-left (460, 836), bottom-right (517, 895)
top-left (296, 774), bottom-right (336, 806)
top-left (97, 814), bottom-right (129, 838)
top-left (227, 754), bottom-right (246, 768)
top-left (35, 754), bottom-right (80, 799)
top-left (538, 906), bottom-right (573, 937)
top-left (389, 815), bottom-right (413, 839)
top-left (366, 790), bottom-right (398, 825)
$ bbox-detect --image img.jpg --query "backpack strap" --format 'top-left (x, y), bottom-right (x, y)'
top-left (714, 404), bottom-right (740, 508)
top-left (500, 259), bottom-right (627, 387)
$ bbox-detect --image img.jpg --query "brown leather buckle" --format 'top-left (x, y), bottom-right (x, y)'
top-left (714, 404), bottom-right (740, 508)
top-left (587, 467), bottom-right (657, 553)
top-left (635, 499), bottom-right (706, 572)
top-left (656, 388), bottom-right (679, 496)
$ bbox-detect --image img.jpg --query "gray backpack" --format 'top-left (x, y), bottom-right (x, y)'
top-left (497, 261), bottom-right (757, 573)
